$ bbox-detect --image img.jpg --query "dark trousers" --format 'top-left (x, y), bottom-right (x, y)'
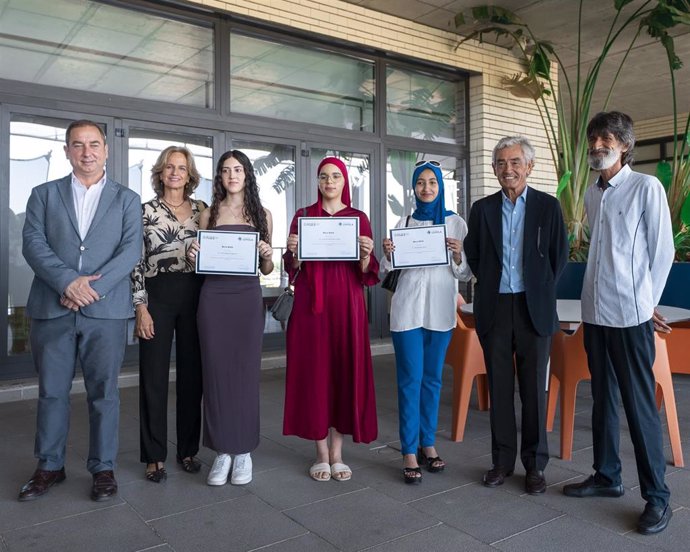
top-left (139, 273), bottom-right (203, 463)
top-left (584, 321), bottom-right (670, 507)
top-left (478, 293), bottom-right (551, 471)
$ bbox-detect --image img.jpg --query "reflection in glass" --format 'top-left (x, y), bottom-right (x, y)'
top-left (310, 149), bottom-right (370, 217)
top-left (231, 33), bottom-right (375, 131)
top-left (128, 130), bottom-right (214, 204)
top-left (231, 141), bottom-right (296, 334)
top-left (385, 151), bottom-right (461, 231)
top-left (8, 118), bottom-right (80, 355)
top-left (0, 0), bottom-right (214, 107)
top-left (386, 67), bottom-right (463, 145)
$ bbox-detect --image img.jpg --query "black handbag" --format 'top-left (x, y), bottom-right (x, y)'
top-left (381, 216), bottom-right (410, 293)
top-left (381, 269), bottom-right (400, 292)
top-left (270, 286), bottom-right (294, 322)
top-left (270, 208), bottom-right (307, 322)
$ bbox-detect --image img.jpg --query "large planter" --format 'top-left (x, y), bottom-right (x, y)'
top-left (556, 262), bottom-right (586, 300)
top-left (660, 262), bottom-right (690, 309)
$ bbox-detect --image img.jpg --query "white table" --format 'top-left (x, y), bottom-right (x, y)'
top-left (460, 299), bottom-right (690, 328)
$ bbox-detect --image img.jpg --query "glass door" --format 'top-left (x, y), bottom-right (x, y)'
top-left (228, 136), bottom-right (298, 340)
top-left (3, 112), bottom-right (114, 376)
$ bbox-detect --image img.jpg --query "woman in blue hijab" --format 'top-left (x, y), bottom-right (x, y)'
top-left (380, 160), bottom-right (472, 484)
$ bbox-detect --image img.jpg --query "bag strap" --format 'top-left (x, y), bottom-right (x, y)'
top-left (287, 207), bottom-right (309, 288)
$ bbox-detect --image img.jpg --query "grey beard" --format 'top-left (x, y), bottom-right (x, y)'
top-left (588, 149), bottom-right (619, 171)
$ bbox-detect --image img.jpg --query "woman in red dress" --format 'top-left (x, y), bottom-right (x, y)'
top-left (283, 157), bottom-right (379, 482)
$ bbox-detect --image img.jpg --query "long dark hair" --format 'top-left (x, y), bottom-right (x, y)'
top-left (207, 150), bottom-right (269, 242)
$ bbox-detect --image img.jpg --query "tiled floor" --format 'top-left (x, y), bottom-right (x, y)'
top-left (2, 354), bottom-right (689, 551)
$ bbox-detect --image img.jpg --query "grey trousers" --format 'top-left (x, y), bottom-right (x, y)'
top-left (30, 312), bottom-right (127, 473)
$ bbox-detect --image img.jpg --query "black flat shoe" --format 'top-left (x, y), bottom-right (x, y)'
top-left (177, 456), bottom-right (201, 474)
top-left (403, 467), bottom-right (422, 485)
top-left (145, 466), bottom-right (167, 483)
top-left (417, 448), bottom-right (445, 473)
top-left (638, 503), bottom-right (672, 535)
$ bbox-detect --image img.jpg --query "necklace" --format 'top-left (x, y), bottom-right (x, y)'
top-left (162, 197), bottom-right (186, 212)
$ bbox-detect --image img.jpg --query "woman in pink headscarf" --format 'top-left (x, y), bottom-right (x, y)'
top-left (283, 157), bottom-right (379, 482)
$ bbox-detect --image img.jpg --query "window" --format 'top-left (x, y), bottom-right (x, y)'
top-left (386, 67), bottom-right (463, 144)
top-left (385, 151), bottom-right (462, 230)
top-left (230, 33), bottom-right (375, 131)
top-left (0, 0), bottom-right (214, 107)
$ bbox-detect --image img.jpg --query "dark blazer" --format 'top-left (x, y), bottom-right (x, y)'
top-left (464, 186), bottom-right (568, 338)
top-left (22, 175), bottom-right (143, 320)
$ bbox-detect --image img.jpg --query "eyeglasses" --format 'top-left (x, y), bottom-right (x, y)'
top-left (414, 160), bottom-right (441, 168)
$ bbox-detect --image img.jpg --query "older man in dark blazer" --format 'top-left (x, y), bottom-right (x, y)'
top-left (19, 120), bottom-right (142, 502)
top-left (464, 135), bottom-right (568, 494)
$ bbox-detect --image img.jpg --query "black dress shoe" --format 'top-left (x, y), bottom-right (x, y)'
top-left (18, 468), bottom-right (66, 501)
top-left (638, 503), bottom-right (672, 535)
top-left (91, 470), bottom-right (118, 502)
top-left (525, 469), bottom-right (546, 494)
top-left (483, 466), bottom-right (514, 487)
top-left (562, 475), bottom-right (624, 498)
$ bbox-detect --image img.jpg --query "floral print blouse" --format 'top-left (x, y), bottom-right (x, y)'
top-left (131, 198), bottom-right (207, 306)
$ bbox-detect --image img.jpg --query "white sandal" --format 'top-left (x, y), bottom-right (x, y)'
top-left (330, 462), bottom-right (352, 482)
top-left (309, 462), bottom-right (331, 482)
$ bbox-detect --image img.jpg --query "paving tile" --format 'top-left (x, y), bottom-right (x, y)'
top-left (0, 454), bottom-right (118, 532)
top-left (234, 462), bottom-right (366, 511)
top-left (366, 523), bottom-right (495, 551)
top-left (284, 487), bottom-right (439, 551)
top-left (524, 483), bottom-right (650, 535)
top-left (493, 513), bottom-right (653, 551)
top-left (151, 493), bottom-right (306, 552)
top-left (2, 503), bottom-right (162, 552)
top-left (119, 465), bottom-right (249, 521)
top-left (249, 531), bottom-right (339, 551)
top-left (624, 506), bottom-right (690, 552)
top-left (411, 482), bottom-right (562, 543)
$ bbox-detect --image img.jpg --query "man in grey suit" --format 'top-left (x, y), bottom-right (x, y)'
top-left (19, 120), bottom-right (142, 502)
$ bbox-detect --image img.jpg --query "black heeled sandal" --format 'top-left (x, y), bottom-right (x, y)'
top-left (145, 464), bottom-right (167, 483)
top-left (403, 466), bottom-right (422, 485)
top-left (417, 448), bottom-right (445, 473)
top-left (177, 456), bottom-right (201, 473)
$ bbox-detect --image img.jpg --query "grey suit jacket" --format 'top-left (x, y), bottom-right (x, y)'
top-left (22, 175), bottom-right (143, 320)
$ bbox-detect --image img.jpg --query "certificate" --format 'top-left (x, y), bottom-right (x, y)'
top-left (390, 224), bottom-right (449, 269)
top-left (298, 217), bottom-right (359, 261)
top-left (196, 230), bottom-right (259, 276)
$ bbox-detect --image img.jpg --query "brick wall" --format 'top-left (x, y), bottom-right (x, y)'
top-left (189, 0), bottom-right (559, 201)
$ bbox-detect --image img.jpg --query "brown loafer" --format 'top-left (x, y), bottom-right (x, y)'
top-left (525, 469), bottom-right (547, 494)
top-left (18, 468), bottom-right (66, 501)
top-left (483, 466), bottom-right (514, 487)
top-left (91, 470), bottom-right (118, 502)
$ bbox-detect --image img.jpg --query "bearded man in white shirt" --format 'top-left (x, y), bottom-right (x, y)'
top-left (562, 111), bottom-right (675, 535)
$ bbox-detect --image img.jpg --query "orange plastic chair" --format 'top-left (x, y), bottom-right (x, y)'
top-left (547, 327), bottom-right (683, 466)
top-left (446, 312), bottom-right (489, 442)
top-left (653, 332), bottom-right (684, 467)
top-left (666, 321), bottom-right (690, 375)
top-left (546, 325), bottom-right (589, 461)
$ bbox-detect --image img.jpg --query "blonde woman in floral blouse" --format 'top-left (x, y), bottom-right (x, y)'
top-left (131, 146), bottom-right (207, 483)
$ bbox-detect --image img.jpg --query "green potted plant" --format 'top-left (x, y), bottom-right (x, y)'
top-left (642, 0), bottom-right (690, 307)
top-left (454, 1), bottom-right (690, 303)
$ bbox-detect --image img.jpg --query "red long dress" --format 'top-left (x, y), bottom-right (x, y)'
top-left (282, 205), bottom-right (379, 443)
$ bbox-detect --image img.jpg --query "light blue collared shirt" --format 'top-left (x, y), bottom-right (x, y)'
top-left (499, 185), bottom-right (528, 293)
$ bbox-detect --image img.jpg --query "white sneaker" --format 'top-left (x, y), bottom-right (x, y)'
top-left (231, 453), bottom-right (252, 485)
top-left (207, 454), bottom-right (232, 486)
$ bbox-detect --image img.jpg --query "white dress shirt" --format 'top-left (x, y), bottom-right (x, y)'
top-left (581, 164), bottom-right (674, 328)
top-left (380, 214), bottom-right (473, 332)
top-left (71, 172), bottom-right (106, 269)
